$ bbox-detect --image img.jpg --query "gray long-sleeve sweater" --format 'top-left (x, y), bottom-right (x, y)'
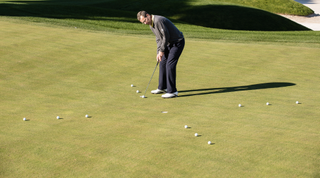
top-left (150, 15), bottom-right (184, 54)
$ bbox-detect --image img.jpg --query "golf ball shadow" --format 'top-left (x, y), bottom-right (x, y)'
top-left (86, 115), bottom-right (92, 118)
top-left (208, 142), bottom-right (215, 145)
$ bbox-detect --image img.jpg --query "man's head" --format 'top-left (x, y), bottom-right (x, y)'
top-left (137, 11), bottom-right (152, 25)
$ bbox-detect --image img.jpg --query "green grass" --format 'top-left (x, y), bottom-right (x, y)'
top-left (1, 0), bottom-right (320, 177)
top-left (188, 0), bottom-right (314, 15)
top-left (0, 0), bottom-right (313, 30)
top-left (1, 18), bottom-right (320, 177)
top-left (0, 0), bottom-right (319, 45)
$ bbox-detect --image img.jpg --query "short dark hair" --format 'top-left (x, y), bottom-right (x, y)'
top-left (137, 11), bottom-right (149, 21)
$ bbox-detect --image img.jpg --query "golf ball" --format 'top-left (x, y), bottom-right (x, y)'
top-left (131, 84), bottom-right (134, 87)
top-left (296, 101), bottom-right (299, 104)
top-left (195, 133), bottom-right (198, 137)
top-left (266, 102), bottom-right (270, 105)
top-left (184, 125), bottom-right (188, 129)
top-left (136, 90), bottom-right (140, 93)
top-left (56, 116), bottom-right (60, 119)
top-left (23, 118), bottom-right (26, 121)
top-left (141, 95), bottom-right (145, 98)
top-left (238, 104), bottom-right (242, 107)
top-left (208, 141), bottom-right (211, 145)
top-left (85, 114), bottom-right (89, 118)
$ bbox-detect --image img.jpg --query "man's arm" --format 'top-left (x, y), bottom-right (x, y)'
top-left (156, 37), bottom-right (163, 62)
top-left (156, 19), bottom-right (171, 62)
top-left (157, 20), bottom-right (170, 53)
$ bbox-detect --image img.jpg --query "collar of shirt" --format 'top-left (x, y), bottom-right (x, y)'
top-left (151, 15), bottom-right (154, 28)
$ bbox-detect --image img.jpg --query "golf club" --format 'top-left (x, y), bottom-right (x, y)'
top-left (141, 61), bottom-right (159, 98)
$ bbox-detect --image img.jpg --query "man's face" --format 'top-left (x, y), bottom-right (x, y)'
top-left (139, 14), bottom-right (152, 25)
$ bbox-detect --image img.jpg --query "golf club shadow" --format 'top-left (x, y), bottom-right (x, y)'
top-left (178, 82), bottom-right (295, 97)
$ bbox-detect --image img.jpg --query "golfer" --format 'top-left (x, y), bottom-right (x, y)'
top-left (137, 11), bottom-right (185, 98)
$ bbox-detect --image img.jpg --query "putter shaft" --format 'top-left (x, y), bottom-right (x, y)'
top-left (143, 62), bottom-right (159, 97)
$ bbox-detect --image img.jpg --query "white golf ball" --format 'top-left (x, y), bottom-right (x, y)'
top-left (195, 133), bottom-right (198, 137)
top-left (184, 125), bottom-right (188, 129)
top-left (56, 116), bottom-right (60, 119)
top-left (238, 104), bottom-right (242, 107)
top-left (131, 84), bottom-right (134, 87)
top-left (296, 101), bottom-right (299, 104)
top-left (141, 95), bottom-right (145, 98)
top-left (208, 141), bottom-right (212, 145)
top-left (85, 114), bottom-right (89, 118)
top-left (266, 102), bottom-right (269, 105)
top-left (23, 118), bottom-right (26, 121)
top-left (136, 90), bottom-right (140, 93)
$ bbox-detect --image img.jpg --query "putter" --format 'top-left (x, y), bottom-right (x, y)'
top-left (141, 61), bottom-right (159, 98)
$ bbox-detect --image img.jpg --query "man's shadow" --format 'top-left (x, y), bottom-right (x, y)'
top-left (178, 82), bottom-right (295, 97)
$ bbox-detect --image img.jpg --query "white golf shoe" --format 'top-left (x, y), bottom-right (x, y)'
top-left (151, 89), bottom-right (167, 94)
top-left (161, 91), bottom-right (178, 98)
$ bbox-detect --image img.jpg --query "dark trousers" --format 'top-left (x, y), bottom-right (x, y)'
top-left (158, 38), bottom-right (185, 93)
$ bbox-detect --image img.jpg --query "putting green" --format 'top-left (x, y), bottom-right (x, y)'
top-left (1, 18), bottom-right (320, 177)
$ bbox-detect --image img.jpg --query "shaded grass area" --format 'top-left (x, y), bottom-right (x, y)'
top-left (4, 16), bottom-right (318, 47)
top-left (193, 0), bottom-right (314, 15)
top-left (178, 82), bottom-right (296, 97)
top-left (0, 0), bottom-right (311, 31)
top-left (1, 19), bottom-right (320, 177)
top-left (88, 0), bottom-right (314, 16)
top-left (176, 4), bottom-right (308, 30)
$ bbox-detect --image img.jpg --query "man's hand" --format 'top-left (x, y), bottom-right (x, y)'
top-left (157, 51), bottom-right (164, 62)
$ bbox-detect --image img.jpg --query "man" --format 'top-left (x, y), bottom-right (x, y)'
top-left (137, 11), bottom-right (185, 98)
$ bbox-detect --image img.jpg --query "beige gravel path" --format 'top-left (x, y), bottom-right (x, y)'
top-left (280, 0), bottom-right (320, 31)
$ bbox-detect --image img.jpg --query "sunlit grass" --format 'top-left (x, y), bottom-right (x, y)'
top-left (0, 18), bottom-right (320, 177)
